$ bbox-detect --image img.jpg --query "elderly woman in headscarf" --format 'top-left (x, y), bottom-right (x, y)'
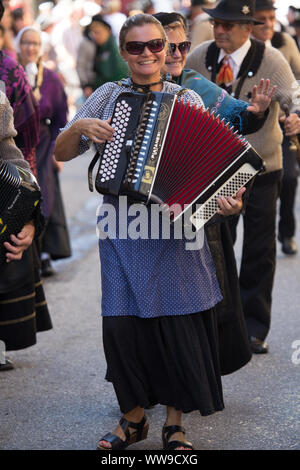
top-left (15, 26), bottom-right (71, 276)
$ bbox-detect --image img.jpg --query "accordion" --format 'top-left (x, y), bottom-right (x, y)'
top-left (90, 91), bottom-right (264, 229)
top-left (0, 160), bottom-right (41, 264)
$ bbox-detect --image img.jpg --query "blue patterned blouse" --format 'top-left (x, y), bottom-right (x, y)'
top-left (63, 79), bottom-right (222, 318)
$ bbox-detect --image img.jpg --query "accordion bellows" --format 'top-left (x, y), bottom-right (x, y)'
top-left (0, 160), bottom-right (41, 264)
top-left (93, 91), bottom-right (264, 229)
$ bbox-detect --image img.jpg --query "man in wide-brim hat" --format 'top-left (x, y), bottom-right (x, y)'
top-left (187, 0), bottom-right (300, 354)
top-left (201, 0), bottom-right (264, 56)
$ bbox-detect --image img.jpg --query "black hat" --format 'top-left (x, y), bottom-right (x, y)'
top-left (90, 14), bottom-right (112, 31)
top-left (153, 12), bottom-right (187, 29)
top-left (255, 0), bottom-right (276, 11)
top-left (203, 0), bottom-right (264, 25)
top-left (292, 8), bottom-right (300, 27)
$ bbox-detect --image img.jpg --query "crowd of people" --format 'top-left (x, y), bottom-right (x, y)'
top-left (1, 0), bottom-right (300, 451)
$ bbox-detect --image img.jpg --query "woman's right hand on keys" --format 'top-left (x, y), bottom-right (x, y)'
top-left (75, 117), bottom-right (114, 144)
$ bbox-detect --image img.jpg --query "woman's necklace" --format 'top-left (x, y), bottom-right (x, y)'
top-left (130, 78), bottom-right (163, 93)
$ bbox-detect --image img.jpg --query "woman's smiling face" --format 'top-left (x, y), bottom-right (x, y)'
top-left (162, 26), bottom-right (187, 78)
top-left (120, 23), bottom-right (167, 84)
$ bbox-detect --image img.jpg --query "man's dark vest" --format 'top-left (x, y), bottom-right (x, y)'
top-left (205, 38), bottom-right (265, 99)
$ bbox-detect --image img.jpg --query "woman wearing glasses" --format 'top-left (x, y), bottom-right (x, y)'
top-left (54, 14), bottom-right (270, 451)
top-left (155, 11), bottom-right (276, 377)
top-left (155, 12), bottom-right (274, 134)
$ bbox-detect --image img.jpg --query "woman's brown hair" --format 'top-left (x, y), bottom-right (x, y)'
top-left (119, 13), bottom-right (167, 51)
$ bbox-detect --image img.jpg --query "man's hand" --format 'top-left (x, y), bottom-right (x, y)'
top-left (4, 221), bottom-right (35, 262)
top-left (279, 113), bottom-right (300, 136)
top-left (247, 79), bottom-right (276, 117)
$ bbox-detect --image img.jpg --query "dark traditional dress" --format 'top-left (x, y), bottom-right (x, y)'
top-left (0, 53), bottom-right (52, 352)
top-left (63, 79), bottom-right (225, 415)
top-left (34, 66), bottom-right (71, 260)
top-left (174, 69), bottom-right (257, 375)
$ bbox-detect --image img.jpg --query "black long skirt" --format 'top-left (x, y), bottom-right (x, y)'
top-left (103, 308), bottom-right (224, 416)
top-left (0, 244), bottom-right (52, 351)
top-left (41, 172), bottom-right (71, 260)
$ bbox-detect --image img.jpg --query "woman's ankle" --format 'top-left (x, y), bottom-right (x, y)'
top-left (123, 406), bottom-right (145, 423)
top-left (165, 406), bottom-right (182, 427)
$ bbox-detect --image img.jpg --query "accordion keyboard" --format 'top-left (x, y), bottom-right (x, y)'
top-left (98, 100), bottom-right (132, 184)
top-left (190, 163), bottom-right (258, 230)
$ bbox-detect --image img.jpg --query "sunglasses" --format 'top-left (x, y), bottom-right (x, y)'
top-left (209, 19), bottom-right (243, 31)
top-left (125, 39), bottom-right (165, 55)
top-left (168, 41), bottom-right (191, 55)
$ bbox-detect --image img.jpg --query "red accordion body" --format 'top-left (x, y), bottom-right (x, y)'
top-left (92, 91), bottom-right (263, 229)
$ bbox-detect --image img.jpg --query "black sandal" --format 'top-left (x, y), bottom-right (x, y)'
top-left (97, 415), bottom-right (149, 450)
top-left (162, 425), bottom-right (194, 450)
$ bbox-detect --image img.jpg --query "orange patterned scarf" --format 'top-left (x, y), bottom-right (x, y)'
top-left (216, 56), bottom-right (233, 86)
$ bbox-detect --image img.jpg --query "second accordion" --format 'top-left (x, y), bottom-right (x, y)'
top-left (89, 91), bottom-right (264, 229)
top-left (0, 160), bottom-right (41, 264)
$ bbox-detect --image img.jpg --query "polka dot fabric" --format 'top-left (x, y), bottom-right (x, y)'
top-left (63, 79), bottom-right (222, 318)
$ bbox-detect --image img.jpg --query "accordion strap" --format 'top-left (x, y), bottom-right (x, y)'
top-left (88, 151), bottom-right (100, 192)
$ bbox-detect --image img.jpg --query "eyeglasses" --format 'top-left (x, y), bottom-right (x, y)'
top-left (209, 19), bottom-right (243, 31)
top-left (168, 41), bottom-right (191, 55)
top-left (20, 41), bottom-right (41, 47)
top-left (125, 39), bottom-right (165, 55)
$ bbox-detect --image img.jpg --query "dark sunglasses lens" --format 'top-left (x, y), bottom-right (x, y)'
top-left (210, 20), bottom-right (235, 30)
top-left (169, 42), bottom-right (191, 54)
top-left (147, 39), bottom-right (165, 53)
top-left (178, 42), bottom-right (191, 54)
top-left (126, 42), bottom-right (145, 54)
top-left (126, 39), bottom-right (164, 54)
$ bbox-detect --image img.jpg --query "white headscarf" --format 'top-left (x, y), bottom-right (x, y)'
top-left (14, 26), bottom-right (43, 88)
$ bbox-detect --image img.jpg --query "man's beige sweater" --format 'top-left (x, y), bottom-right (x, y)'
top-left (278, 32), bottom-right (300, 80)
top-left (186, 40), bottom-right (300, 173)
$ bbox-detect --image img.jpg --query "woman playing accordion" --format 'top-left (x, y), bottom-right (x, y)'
top-left (55, 14), bottom-right (273, 450)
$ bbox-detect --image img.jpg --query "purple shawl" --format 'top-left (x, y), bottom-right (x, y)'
top-left (0, 51), bottom-right (40, 174)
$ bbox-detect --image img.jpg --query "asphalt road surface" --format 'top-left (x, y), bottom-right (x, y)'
top-left (0, 155), bottom-right (299, 450)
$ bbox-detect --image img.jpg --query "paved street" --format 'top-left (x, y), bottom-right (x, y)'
top-left (0, 155), bottom-right (299, 450)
